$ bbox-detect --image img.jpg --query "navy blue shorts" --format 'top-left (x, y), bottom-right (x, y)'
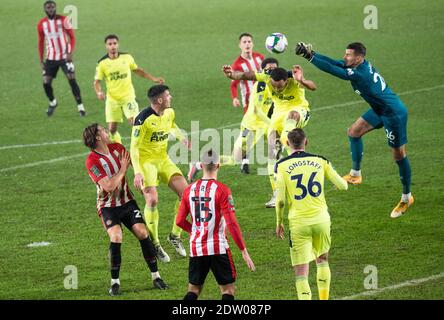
top-left (362, 107), bottom-right (408, 148)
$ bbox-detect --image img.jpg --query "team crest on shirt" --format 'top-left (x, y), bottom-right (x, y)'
top-left (91, 165), bottom-right (101, 178)
top-left (133, 129), bottom-right (140, 137)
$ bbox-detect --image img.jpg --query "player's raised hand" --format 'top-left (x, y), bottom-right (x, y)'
top-left (276, 224), bottom-right (285, 240)
top-left (295, 42), bottom-right (314, 60)
top-left (134, 173), bottom-right (144, 191)
top-left (222, 65), bottom-right (233, 78)
top-left (119, 149), bottom-right (131, 171)
top-left (292, 65), bottom-right (304, 82)
top-left (232, 98), bottom-right (241, 108)
top-left (154, 77), bottom-right (165, 84)
top-left (241, 249), bottom-right (256, 271)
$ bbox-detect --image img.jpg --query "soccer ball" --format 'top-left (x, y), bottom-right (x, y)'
top-left (265, 33), bottom-right (288, 54)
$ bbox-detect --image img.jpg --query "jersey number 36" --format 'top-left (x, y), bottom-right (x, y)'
top-left (291, 172), bottom-right (322, 200)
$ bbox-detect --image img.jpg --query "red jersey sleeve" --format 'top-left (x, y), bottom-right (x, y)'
top-left (85, 156), bottom-right (106, 184)
top-left (63, 16), bottom-right (75, 53)
top-left (219, 186), bottom-right (246, 251)
top-left (37, 20), bottom-right (45, 62)
top-left (176, 187), bottom-right (192, 233)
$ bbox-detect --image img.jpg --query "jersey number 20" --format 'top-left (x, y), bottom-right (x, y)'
top-left (291, 172), bottom-right (322, 200)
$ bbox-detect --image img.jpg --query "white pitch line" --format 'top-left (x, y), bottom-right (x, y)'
top-left (0, 153), bottom-right (88, 173)
top-left (1, 83), bottom-right (443, 151)
top-left (339, 272), bottom-right (444, 300)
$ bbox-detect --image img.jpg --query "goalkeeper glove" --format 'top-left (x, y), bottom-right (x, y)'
top-left (295, 42), bottom-right (314, 60)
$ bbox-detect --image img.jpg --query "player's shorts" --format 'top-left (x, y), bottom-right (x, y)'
top-left (105, 98), bottom-right (139, 123)
top-left (141, 156), bottom-right (183, 187)
top-left (289, 221), bottom-right (331, 266)
top-left (269, 107), bottom-right (310, 135)
top-left (43, 59), bottom-right (75, 78)
top-left (362, 107), bottom-right (408, 148)
top-left (233, 125), bottom-right (267, 153)
top-left (100, 200), bottom-right (145, 230)
top-left (189, 250), bottom-right (237, 286)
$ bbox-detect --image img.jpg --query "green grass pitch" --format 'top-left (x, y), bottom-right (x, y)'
top-left (1, 0), bottom-right (443, 300)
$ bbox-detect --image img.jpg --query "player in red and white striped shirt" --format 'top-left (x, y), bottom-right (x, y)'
top-left (177, 149), bottom-right (255, 300)
top-left (83, 123), bottom-right (168, 296)
top-left (230, 33), bottom-right (264, 114)
top-left (37, 1), bottom-right (85, 117)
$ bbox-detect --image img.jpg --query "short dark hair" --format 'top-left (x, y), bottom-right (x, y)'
top-left (104, 34), bottom-right (119, 43)
top-left (44, 0), bottom-right (56, 8)
top-left (239, 32), bottom-right (253, 41)
top-left (83, 123), bottom-right (100, 150)
top-left (147, 84), bottom-right (170, 101)
top-left (201, 149), bottom-right (220, 172)
top-left (347, 42), bottom-right (366, 56)
top-left (270, 67), bottom-right (288, 81)
top-left (261, 57), bottom-right (279, 70)
top-left (287, 128), bottom-right (306, 149)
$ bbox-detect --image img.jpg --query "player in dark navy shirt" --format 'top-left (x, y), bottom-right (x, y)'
top-left (295, 42), bottom-right (413, 218)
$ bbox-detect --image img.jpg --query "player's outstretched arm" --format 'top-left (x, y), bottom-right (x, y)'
top-left (222, 65), bottom-right (256, 81)
top-left (97, 149), bottom-right (131, 193)
top-left (130, 126), bottom-right (145, 191)
top-left (292, 65), bottom-right (317, 91)
top-left (133, 67), bottom-right (165, 84)
top-left (325, 162), bottom-right (348, 190)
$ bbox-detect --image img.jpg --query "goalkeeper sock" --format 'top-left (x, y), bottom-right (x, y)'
top-left (349, 136), bottom-right (363, 171)
top-left (396, 157), bottom-right (412, 195)
top-left (109, 242), bottom-right (121, 280)
top-left (109, 131), bottom-right (122, 144)
top-left (144, 206), bottom-right (159, 245)
top-left (316, 261), bottom-right (331, 300)
top-left (296, 275), bottom-right (312, 300)
top-left (267, 159), bottom-right (276, 192)
top-left (171, 200), bottom-right (182, 238)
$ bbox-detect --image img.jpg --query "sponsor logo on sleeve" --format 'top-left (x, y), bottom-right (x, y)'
top-left (91, 165), bottom-right (101, 178)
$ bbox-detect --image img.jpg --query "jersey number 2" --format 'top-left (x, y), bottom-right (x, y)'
top-left (373, 72), bottom-right (386, 91)
top-left (291, 172), bottom-right (322, 200)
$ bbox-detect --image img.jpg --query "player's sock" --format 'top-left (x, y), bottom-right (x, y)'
top-left (220, 155), bottom-right (235, 166)
top-left (109, 131), bottom-right (122, 144)
top-left (109, 242), bottom-right (121, 280)
top-left (281, 119), bottom-right (297, 148)
top-left (316, 261), bottom-right (331, 300)
top-left (151, 271), bottom-right (160, 280)
top-left (267, 159), bottom-right (276, 191)
top-left (221, 294), bottom-right (235, 300)
top-left (68, 79), bottom-right (82, 105)
top-left (144, 206), bottom-right (159, 245)
top-left (111, 278), bottom-right (120, 285)
top-left (139, 237), bottom-right (158, 273)
top-left (183, 292), bottom-right (198, 300)
top-left (171, 200), bottom-right (182, 238)
top-left (349, 136), bottom-right (363, 171)
top-left (396, 157), bottom-right (412, 197)
top-left (295, 275), bottom-right (312, 300)
top-left (43, 83), bottom-right (55, 101)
